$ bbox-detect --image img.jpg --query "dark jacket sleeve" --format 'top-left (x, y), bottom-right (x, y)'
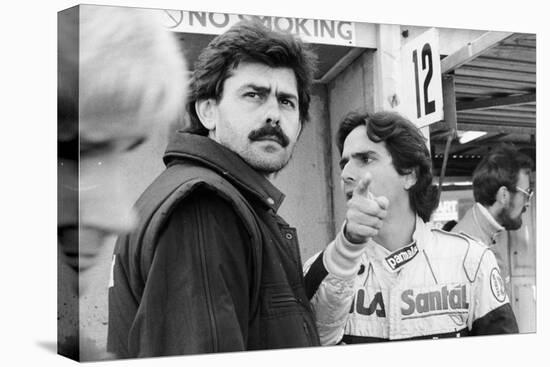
top-left (470, 248), bottom-right (519, 335)
top-left (127, 188), bottom-right (253, 357)
top-left (471, 303), bottom-right (519, 335)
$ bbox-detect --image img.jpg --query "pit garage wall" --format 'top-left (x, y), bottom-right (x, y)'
top-left (327, 49), bottom-right (377, 234)
top-left (272, 84), bottom-right (335, 262)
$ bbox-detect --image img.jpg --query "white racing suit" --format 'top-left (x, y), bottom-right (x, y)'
top-left (303, 217), bottom-right (518, 344)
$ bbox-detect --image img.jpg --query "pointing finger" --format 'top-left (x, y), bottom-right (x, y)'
top-left (353, 172), bottom-right (373, 198)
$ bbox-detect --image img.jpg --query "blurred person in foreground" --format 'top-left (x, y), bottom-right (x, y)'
top-left (107, 20), bottom-right (320, 358)
top-left (452, 145), bottom-right (534, 294)
top-left (304, 112), bottom-right (518, 345)
top-left (58, 5), bottom-right (187, 360)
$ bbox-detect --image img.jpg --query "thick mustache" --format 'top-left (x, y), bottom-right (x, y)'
top-left (248, 125), bottom-right (290, 147)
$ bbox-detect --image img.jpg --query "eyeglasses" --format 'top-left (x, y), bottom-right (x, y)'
top-left (516, 186), bottom-right (534, 201)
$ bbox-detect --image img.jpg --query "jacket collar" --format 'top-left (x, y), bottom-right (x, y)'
top-left (472, 203), bottom-right (504, 245)
top-left (163, 131), bottom-right (285, 211)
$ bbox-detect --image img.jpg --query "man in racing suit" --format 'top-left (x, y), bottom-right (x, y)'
top-left (304, 111), bottom-right (518, 344)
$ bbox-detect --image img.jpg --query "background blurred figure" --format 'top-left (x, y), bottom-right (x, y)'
top-left (452, 144), bottom-right (533, 294)
top-left (58, 5), bottom-right (187, 360)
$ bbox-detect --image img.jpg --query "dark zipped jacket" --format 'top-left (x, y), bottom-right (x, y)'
top-left (107, 132), bottom-right (320, 358)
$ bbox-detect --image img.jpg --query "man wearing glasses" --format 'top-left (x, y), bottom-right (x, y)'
top-left (452, 144), bottom-right (534, 294)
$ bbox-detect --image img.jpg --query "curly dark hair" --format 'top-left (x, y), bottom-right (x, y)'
top-left (336, 111), bottom-right (439, 222)
top-left (472, 144), bottom-right (533, 206)
top-left (186, 20), bottom-right (317, 135)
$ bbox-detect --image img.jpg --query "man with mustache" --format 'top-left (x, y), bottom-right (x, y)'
top-left (452, 145), bottom-right (534, 294)
top-left (107, 20), bottom-right (320, 358)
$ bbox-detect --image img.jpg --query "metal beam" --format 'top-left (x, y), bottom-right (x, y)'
top-left (457, 122), bottom-right (535, 135)
top-left (441, 31), bottom-right (514, 74)
top-left (442, 75), bottom-right (458, 134)
top-left (316, 48), bottom-right (366, 84)
top-left (449, 133), bottom-right (507, 155)
top-left (459, 109), bottom-right (535, 119)
top-left (456, 93), bottom-right (536, 111)
top-left (468, 57), bottom-right (535, 72)
top-left (432, 139), bottom-right (536, 157)
top-left (482, 46), bottom-right (536, 62)
top-left (453, 75), bottom-right (535, 90)
top-left (456, 66), bottom-right (536, 83)
top-left (458, 114), bottom-right (535, 125)
top-left (454, 84), bottom-right (530, 95)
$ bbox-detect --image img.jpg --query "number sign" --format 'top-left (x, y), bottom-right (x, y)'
top-left (401, 28), bottom-right (443, 127)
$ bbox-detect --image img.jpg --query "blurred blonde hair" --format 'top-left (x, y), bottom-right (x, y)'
top-left (59, 5), bottom-right (188, 141)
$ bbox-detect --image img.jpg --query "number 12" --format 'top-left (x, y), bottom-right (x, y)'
top-left (412, 43), bottom-right (436, 118)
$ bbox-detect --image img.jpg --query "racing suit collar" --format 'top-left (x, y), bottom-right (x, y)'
top-left (365, 216), bottom-right (426, 273)
top-left (163, 131), bottom-right (285, 211)
top-left (411, 216), bottom-right (429, 250)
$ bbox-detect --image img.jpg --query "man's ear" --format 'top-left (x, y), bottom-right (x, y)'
top-left (195, 99), bottom-right (217, 131)
top-left (495, 186), bottom-right (510, 205)
top-left (404, 168), bottom-right (417, 190)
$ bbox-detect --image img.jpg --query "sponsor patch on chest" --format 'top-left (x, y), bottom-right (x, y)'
top-left (349, 289), bottom-right (386, 317)
top-left (400, 284), bottom-right (469, 319)
top-left (385, 242), bottom-right (419, 271)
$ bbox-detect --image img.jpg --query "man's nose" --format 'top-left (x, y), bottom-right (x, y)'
top-left (264, 96), bottom-right (281, 126)
top-left (340, 161), bottom-right (357, 186)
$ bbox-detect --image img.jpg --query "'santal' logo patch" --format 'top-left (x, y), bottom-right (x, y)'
top-left (385, 242), bottom-right (418, 271)
top-left (490, 268), bottom-right (506, 303)
top-left (400, 284), bottom-right (469, 319)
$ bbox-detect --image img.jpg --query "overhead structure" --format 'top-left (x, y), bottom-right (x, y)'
top-left (431, 32), bottom-right (536, 177)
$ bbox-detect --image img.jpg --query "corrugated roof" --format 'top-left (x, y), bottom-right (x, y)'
top-left (431, 33), bottom-right (536, 177)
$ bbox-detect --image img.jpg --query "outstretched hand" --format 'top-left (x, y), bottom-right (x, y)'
top-left (344, 173), bottom-right (389, 244)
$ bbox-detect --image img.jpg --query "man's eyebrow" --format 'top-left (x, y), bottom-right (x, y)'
top-left (339, 157), bottom-right (348, 168)
top-left (239, 84), bottom-right (298, 101)
top-left (239, 84), bottom-right (270, 94)
top-left (352, 151), bottom-right (376, 160)
top-left (277, 90), bottom-right (298, 102)
top-left (339, 151), bottom-right (377, 168)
